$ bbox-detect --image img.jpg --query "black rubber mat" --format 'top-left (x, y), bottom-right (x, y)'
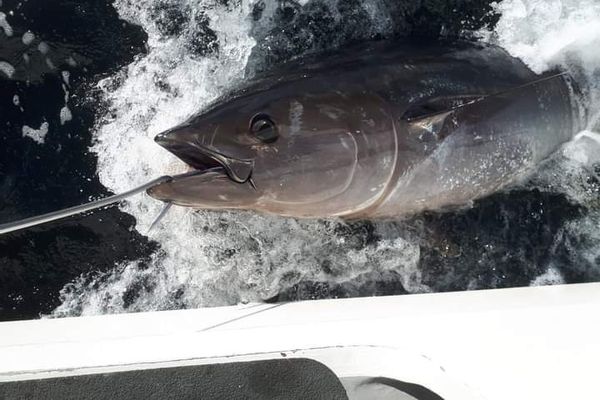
top-left (0, 358), bottom-right (348, 400)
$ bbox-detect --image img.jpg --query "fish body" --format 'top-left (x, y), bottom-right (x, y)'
top-left (148, 40), bottom-right (581, 219)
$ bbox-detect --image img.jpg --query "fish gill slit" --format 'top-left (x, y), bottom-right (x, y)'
top-left (342, 106), bottom-right (400, 218)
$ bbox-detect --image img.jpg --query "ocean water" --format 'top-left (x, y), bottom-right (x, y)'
top-left (0, 0), bottom-right (598, 320)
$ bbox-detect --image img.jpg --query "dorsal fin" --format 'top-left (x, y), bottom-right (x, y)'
top-left (405, 110), bottom-right (457, 143)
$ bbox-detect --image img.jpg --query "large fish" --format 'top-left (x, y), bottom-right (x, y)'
top-left (148, 40), bottom-right (582, 219)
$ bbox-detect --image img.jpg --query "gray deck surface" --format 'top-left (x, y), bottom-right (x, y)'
top-left (0, 358), bottom-right (349, 400)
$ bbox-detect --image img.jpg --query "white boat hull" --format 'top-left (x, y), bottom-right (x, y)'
top-left (1, 283), bottom-right (598, 399)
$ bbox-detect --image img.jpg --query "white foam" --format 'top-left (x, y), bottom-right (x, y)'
top-left (22, 30), bottom-right (34, 45)
top-left (0, 61), bottom-right (14, 78)
top-left (564, 131), bottom-right (600, 167)
top-left (60, 71), bottom-right (72, 125)
top-left (22, 122), bottom-right (49, 145)
top-left (530, 266), bottom-right (565, 286)
top-left (0, 11), bottom-right (13, 37)
top-left (60, 107), bottom-right (72, 125)
top-left (38, 41), bottom-right (49, 54)
top-left (61, 70), bottom-right (70, 85)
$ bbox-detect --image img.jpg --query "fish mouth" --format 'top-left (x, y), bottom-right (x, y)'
top-left (155, 130), bottom-right (254, 184)
top-left (147, 130), bottom-right (257, 207)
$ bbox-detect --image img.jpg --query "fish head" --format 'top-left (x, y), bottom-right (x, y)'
top-left (148, 77), bottom-right (396, 217)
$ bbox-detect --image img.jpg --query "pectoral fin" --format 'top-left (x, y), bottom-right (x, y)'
top-left (401, 95), bottom-right (484, 123)
top-left (401, 71), bottom-right (570, 142)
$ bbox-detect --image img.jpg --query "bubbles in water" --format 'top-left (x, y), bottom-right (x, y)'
top-left (21, 30), bottom-right (34, 45)
top-left (0, 60), bottom-right (15, 78)
top-left (22, 122), bottom-right (50, 145)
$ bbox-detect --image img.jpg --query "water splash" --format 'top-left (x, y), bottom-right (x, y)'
top-left (483, 0), bottom-right (600, 285)
top-left (486, 0), bottom-right (600, 127)
top-left (54, 0), bottom-right (425, 317)
top-left (54, 0), bottom-right (600, 317)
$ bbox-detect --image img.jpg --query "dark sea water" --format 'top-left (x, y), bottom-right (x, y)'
top-left (0, 0), bottom-right (598, 321)
top-left (0, 0), bottom-right (154, 320)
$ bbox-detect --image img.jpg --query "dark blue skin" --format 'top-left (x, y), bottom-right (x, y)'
top-left (148, 40), bottom-right (582, 219)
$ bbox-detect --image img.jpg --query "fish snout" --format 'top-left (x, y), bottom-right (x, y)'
top-left (153, 124), bottom-right (223, 173)
top-left (154, 124), bottom-right (255, 184)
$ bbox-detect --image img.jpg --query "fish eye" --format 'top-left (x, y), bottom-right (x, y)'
top-left (250, 114), bottom-right (278, 144)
